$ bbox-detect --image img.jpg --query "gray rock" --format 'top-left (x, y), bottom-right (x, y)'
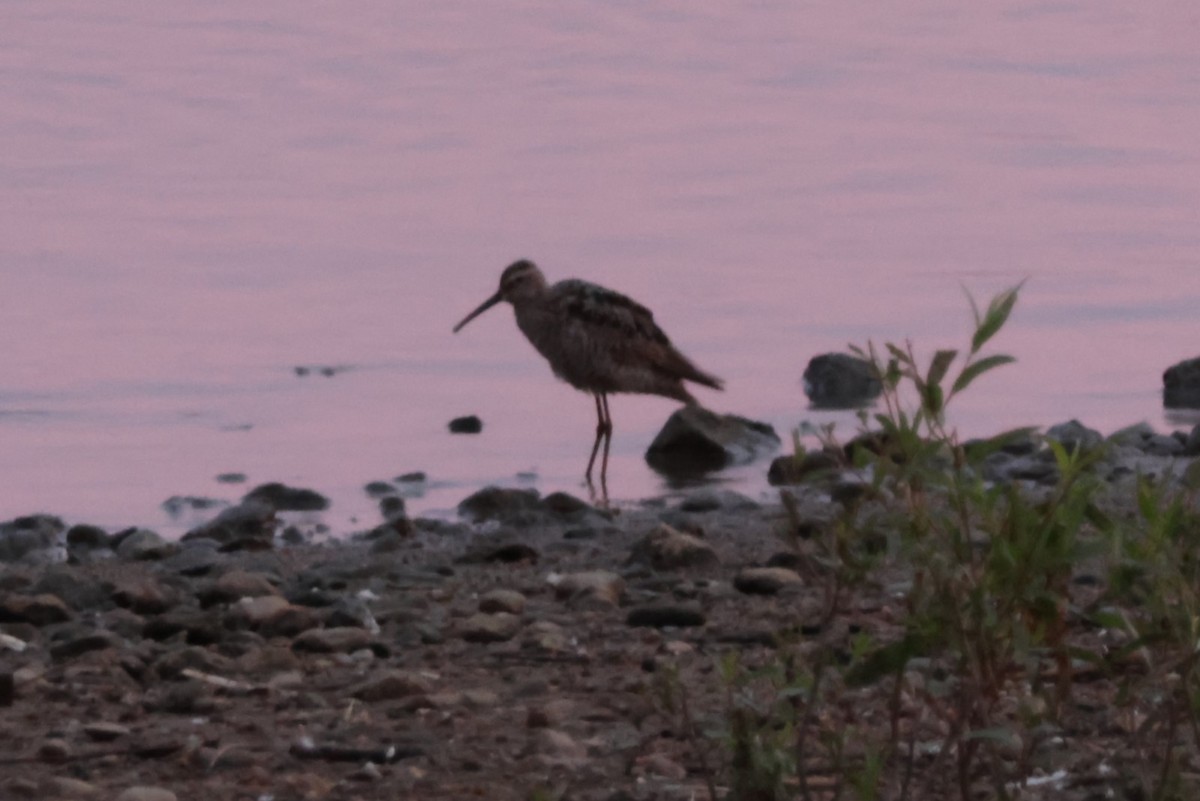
top-left (1108, 422), bottom-right (1156, 448)
top-left (161, 540), bottom-right (227, 576)
top-left (1046, 420), bottom-right (1103, 454)
top-left (802, 353), bottom-right (882, 409)
top-left (627, 524), bottom-right (718, 570)
top-left (31, 567), bottom-right (111, 611)
top-left (733, 567), bottom-right (804, 596)
top-left (457, 486), bottom-right (541, 522)
top-left (161, 495), bottom-right (226, 518)
top-left (0, 514), bottom-right (65, 563)
top-left (460, 612), bottom-right (522, 643)
top-left (1164, 357), bottom-right (1200, 408)
top-left (183, 501), bottom-right (276, 546)
top-left (646, 406), bottom-right (779, 476)
top-left (114, 529), bottom-right (177, 561)
top-left (1143, 434), bottom-right (1185, 457)
top-left (243, 482), bottom-right (329, 512)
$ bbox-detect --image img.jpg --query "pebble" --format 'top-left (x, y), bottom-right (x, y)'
top-left (114, 788), bottom-right (178, 801)
top-left (478, 589), bottom-right (527, 615)
top-left (626, 605), bottom-right (706, 628)
top-left (460, 612), bottom-right (522, 643)
top-left (733, 566), bottom-right (804, 595)
top-left (627, 524), bottom-right (718, 570)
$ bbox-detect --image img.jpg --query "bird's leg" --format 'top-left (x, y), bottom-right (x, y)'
top-left (598, 393), bottom-right (612, 496)
top-left (585, 393), bottom-right (607, 484)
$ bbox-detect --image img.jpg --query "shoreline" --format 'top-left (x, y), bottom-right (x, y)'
top-left (2, 418), bottom-right (1199, 799)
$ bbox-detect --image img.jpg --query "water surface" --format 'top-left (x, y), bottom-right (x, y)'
top-left (2, 2), bottom-right (1198, 532)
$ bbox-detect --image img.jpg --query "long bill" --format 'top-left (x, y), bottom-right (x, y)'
top-left (452, 291), bottom-right (503, 333)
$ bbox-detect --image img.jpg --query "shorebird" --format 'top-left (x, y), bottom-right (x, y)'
top-left (453, 259), bottom-right (723, 490)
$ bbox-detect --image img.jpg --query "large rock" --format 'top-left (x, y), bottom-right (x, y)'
top-left (1045, 420), bottom-right (1103, 454)
top-left (645, 406), bottom-right (779, 476)
top-left (114, 529), bottom-right (178, 561)
top-left (183, 501), bottom-right (276, 546)
top-left (1164, 357), bottom-right (1200, 408)
top-left (242, 483), bottom-right (329, 512)
top-left (802, 353), bottom-right (882, 409)
top-left (457, 487), bottom-right (541, 522)
top-left (0, 515), bottom-right (66, 563)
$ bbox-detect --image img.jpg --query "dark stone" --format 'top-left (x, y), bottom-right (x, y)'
top-left (0, 593), bottom-right (72, 625)
top-left (142, 608), bottom-right (223, 645)
top-left (645, 406), bottom-right (780, 476)
top-left (448, 415), bottom-right (483, 434)
top-left (216, 472), bottom-right (247, 484)
top-left (31, 568), bottom-right (112, 611)
top-left (364, 481), bottom-right (396, 498)
top-left (161, 496), bottom-right (226, 519)
top-left (115, 529), bottom-right (178, 561)
top-left (626, 605), bottom-right (706, 628)
top-left (1164, 357), bottom-right (1200, 409)
top-left (0, 515), bottom-right (66, 563)
top-left (379, 496), bottom-right (407, 521)
top-left (458, 542), bottom-right (540, 565)
top-left (767, 451), bottom-right (839, 485)
top-left (183, 501), bottom-right (276, 545)
top-left (802, 353), bottom-right (882, 409)
top-left (1046, 420), bottom-right (1104, 454)
top-left (161, 541), bottom-right (227, 576)
top-left (48, 628), bottom-right (120, 660)
top-left (396, 472), bottom-right (427, 483)
top-left (65, 524), bottom-right (110, 552)
top-left (540, 492), bottom-right (594, 517)
top-left (1186, 424), bottom-right (1200, 457)
top-left (243, 483), bottom-right (329, 512)
top-left (457, 486), bottom-right (541, 522)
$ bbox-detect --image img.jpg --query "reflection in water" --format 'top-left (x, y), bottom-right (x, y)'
top-left (0, 2), bottom-right (1197, 531)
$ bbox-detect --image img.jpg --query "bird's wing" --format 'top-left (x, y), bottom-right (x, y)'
top-left (553, 280), bottom-right (723, 390)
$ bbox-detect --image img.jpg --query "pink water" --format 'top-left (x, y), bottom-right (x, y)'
top-left (2, 2), bottom-right (1198, 532)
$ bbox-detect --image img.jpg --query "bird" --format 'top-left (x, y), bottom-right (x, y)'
top-left (453, 259), bottom-right (723, 492)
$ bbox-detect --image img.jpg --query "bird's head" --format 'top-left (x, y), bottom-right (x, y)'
top-left (453, 259), bottom-right (547, 333)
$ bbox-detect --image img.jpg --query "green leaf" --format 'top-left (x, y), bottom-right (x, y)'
top-left (926, 349), bottom-right (957, 389)
top-left (951, 354), bottom-right (1016, 395)
top-left (970, 282), bottom-right (1024, 354)
top-left (922, 383), bottom-right (944, 417)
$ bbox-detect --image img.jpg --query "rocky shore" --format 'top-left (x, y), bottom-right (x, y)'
top-left (2, 418), bottom-right (1199, 801)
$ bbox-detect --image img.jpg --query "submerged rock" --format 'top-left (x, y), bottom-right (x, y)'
top-left (1164, 356), bottom-right (1200, 408)
top-left (645, 406), bottom-right (779, 476)
top-left (243, 482), bottom-right (329, 512)
top-left (802, 353), bottom-right (882, 409)
top-left (448, 415), bottom-right (483, 434)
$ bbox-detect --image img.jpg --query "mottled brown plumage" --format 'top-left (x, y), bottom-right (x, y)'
top-left (453, 259), bottom-right (723, 489)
